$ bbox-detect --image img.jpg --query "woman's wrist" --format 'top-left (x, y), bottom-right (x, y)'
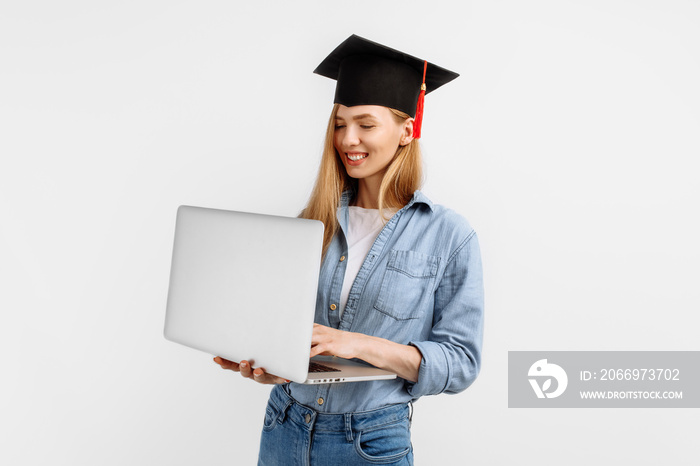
top-left (353, 333), bottom-right (422, 383)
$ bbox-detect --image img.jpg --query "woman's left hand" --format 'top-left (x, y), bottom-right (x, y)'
top-left (310, 323), bottom-right (422, 382)
top-left (309, 323), bottom-right (366, 360)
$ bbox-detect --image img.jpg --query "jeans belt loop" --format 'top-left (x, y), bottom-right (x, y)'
top-left (278, 399), bottom-right (293, 425)
top-left (344, 413), bottom-right (353, 442)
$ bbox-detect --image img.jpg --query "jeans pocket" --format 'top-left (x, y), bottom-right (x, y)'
top-left (374, 250), bottom-right (439, 321)
top-left (353, 419), bottom-right (412, 464)
top-left (262, 399), bottom-right (283, 432)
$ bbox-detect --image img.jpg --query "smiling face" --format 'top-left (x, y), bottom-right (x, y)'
top-left (333, 105), bottom-right (414, 191)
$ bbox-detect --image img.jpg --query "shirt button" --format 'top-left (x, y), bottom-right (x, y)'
top-left (339, 255), bottom-right (346, 262)
top-left (305, 414), bottom-right (311, 423)
top-left (330, 304), bottom-right (337, 311)
top-left (317, 397), bottom-right (324, 406)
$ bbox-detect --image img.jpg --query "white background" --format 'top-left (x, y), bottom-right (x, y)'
top-left (2, 1), bottom-right (699, 464)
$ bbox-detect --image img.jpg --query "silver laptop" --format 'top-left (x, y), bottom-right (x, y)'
top-left (164, 205), bottom-right (396, 384)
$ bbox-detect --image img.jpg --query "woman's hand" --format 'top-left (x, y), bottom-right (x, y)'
top-left (213, 357), bottom-right (289, 385)
top-left (310, 323), bottom-right (366, 360)
top-left (310, 324), bottom-right (422, 383)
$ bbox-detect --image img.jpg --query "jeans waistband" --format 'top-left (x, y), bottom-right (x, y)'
top-left (269, 384), bottom-right (410, 435)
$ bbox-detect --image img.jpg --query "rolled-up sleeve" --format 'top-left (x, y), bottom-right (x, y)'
top-left (406, 230), bottom-right (484, 397)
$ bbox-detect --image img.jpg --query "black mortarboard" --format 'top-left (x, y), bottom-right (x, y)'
top-left (314, 34), bottom-right (459, 138)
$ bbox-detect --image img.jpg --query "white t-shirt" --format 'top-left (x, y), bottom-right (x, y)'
top-left (339, 206), bottom-right (397, 318)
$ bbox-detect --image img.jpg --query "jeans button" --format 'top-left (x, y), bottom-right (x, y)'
top-left (305, 413), bottom-right (311, 423)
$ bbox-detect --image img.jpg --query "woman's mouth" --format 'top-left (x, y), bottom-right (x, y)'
top-left (346, 152), bottom-right (368, 164)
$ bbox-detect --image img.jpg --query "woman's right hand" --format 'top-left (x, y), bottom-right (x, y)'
top-left (213, 357), bottom-right (290, 385)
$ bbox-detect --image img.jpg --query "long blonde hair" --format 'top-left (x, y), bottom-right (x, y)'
top-left (300, 104), bottom-right (423, 257)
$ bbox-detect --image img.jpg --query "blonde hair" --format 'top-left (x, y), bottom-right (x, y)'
top-left (300, 104), bottom-right (423, 257)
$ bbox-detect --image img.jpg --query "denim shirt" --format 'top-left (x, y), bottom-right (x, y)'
top-left (286, 190), bottom-right (484, 413)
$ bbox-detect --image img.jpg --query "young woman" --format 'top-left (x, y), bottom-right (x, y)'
top-left (214, 35), bottom-right (484, 465)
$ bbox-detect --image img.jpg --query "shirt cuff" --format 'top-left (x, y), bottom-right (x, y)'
top-left (405, 340), bottom-right (450, 397)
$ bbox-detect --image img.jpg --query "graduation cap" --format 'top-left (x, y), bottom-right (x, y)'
top-left (314, 34), bottom-right (459, 138)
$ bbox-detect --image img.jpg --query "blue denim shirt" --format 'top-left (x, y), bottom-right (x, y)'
top-left (286, 190), bottom-right (484, 413)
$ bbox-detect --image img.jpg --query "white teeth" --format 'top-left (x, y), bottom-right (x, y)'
top-left (347, 153), bottom-right (367, 161)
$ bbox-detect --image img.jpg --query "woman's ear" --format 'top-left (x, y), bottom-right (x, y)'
top-left (399, 118), bottom-right (415, 146)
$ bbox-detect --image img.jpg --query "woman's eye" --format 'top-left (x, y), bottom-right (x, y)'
top-left (335, 124), bottom-right (346, 129)
top-left (360, 125), bottom-right (375, 129)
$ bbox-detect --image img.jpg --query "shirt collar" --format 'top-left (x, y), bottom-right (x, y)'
top-left (340, 189), bottom-right (434, 212)
top-left (406, 190), bottom-right (434, 212)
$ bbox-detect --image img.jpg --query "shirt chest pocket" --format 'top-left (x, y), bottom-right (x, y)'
top-left (373, 250), bottom-right (440, 321)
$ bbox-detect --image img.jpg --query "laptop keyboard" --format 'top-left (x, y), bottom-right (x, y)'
top-left (308, 361), bottom-right (342, 373)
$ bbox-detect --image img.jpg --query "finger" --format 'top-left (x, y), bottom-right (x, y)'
top-left (214, 356), bottom-right (228, 366)
top-left (311, 327), bottom-right (330, 345)
top-left (310, 349), bottom-right (333, 359)
top-left (253, 368), bottom-right (290, 385)
top-left (309, 344), bottom-right (324, 358)
top-left (252, 368), bottom-right (269, 383)
top-left (214, 357), bottom-right (241, 372)
top-left (310, 340), bottom-right (335, 358)
top-left (239, 360), bottom-right (254, 378)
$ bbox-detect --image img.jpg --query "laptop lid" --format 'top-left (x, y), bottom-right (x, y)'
top-left (164, 205), bottom-right (324, 383)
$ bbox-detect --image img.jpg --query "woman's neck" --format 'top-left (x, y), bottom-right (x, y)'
top-left (352, 179), bottom-right (381, 209)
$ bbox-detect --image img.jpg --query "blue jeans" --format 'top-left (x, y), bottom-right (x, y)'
top-left (258, 385), bottom-right (413, 465)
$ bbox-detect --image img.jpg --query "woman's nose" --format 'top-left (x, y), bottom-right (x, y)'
top-left (342, 126), bottom-right (360, 146)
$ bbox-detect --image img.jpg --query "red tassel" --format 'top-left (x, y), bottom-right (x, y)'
top-left (413, 60), bottom-right (428, 139)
